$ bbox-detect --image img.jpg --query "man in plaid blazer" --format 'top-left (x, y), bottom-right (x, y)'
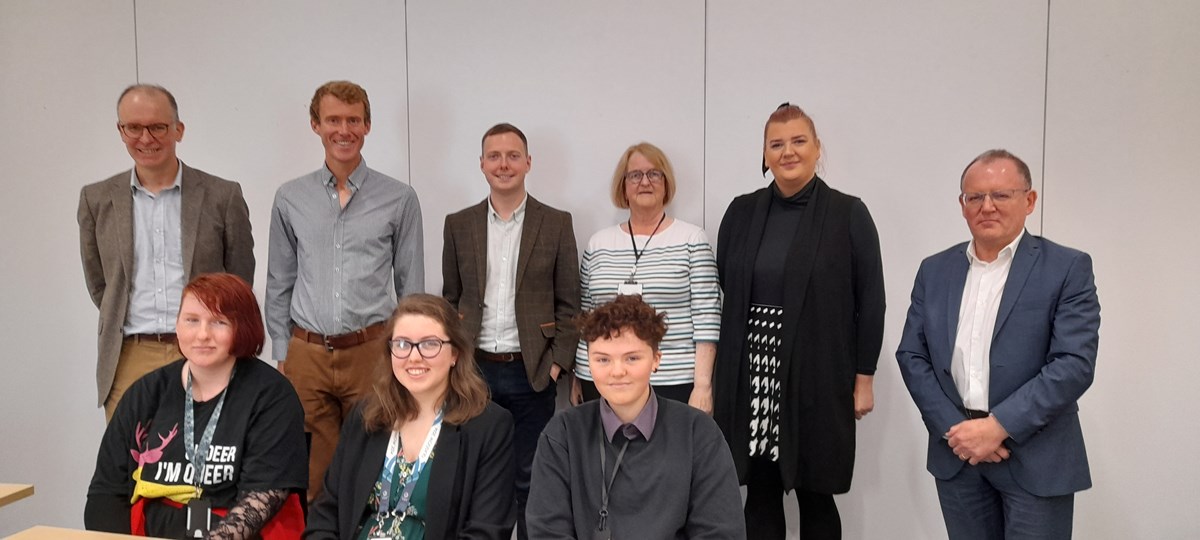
top-left (442, 123), bottom-right (580, 540)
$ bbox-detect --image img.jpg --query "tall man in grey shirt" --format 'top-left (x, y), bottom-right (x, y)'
top-left (443, 123), bottom-right (580, 539)
top-left (79, 84), bottom-right (254, 421)
top-left (267, 80), bottom-right (424, 500)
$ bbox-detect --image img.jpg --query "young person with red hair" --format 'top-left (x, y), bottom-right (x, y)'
top-left (87, 273), bottom-right (307, 539)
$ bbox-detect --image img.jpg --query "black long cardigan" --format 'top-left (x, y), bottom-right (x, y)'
top-left (714, 177), bottom-right (886, 494)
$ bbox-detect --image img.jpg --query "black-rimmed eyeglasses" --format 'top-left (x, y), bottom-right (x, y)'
top-left (119, 123), bottom-right (172, 139)
top-left (388, 338), bottom-right (452, 359)
top-left (624, 169), bottom-right (665, 184)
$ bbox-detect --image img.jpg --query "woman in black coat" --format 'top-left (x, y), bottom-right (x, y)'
top-left (713, 104), bottom-right (885, 539)
top-left (304, 294), bottom-right (515, 540)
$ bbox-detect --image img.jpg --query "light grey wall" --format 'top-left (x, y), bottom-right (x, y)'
top-left (0, 1), bottom-right (1196, 538)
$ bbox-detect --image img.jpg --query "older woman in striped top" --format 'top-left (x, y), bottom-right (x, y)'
top-left (570, 142), bottom-right (721, 411)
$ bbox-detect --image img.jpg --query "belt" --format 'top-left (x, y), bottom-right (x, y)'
top-left (476, 350), bottom-right (523, 363)
top-left (126, 333), bottom-right (177, 344)
top-left (963, 408), bottom-right (990, 420)
top-left (292, 322), bottom-right (388, 351)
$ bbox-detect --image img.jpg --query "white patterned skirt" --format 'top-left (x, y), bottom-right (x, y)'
top-left (747, 303), bottom-right (783, 461)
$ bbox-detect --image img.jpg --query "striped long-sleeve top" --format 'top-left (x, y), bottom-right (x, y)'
top-left (574, 219), bottom-right (721, 385)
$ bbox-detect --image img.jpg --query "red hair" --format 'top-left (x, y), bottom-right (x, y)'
top-left (181, 273), bottom-right (265, 358)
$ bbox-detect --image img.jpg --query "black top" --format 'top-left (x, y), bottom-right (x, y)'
top-left (752, 178), bottom-right (817, 304)
top-left (86, 358), bottom-right (307, 537)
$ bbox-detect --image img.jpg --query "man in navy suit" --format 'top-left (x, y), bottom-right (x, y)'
top-left (897, 149), bottom-right (1100, 539)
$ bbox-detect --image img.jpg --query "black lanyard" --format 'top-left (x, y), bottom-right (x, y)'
top-left (596, 434), bottom-right (631, 537)
top-left (184, 364), bottom-right (235, 494)
top-left (626, 213), bottom-right (666, 280)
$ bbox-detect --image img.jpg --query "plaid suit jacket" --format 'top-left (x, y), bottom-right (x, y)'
top-left (442, 195), bottom-right (580, 391)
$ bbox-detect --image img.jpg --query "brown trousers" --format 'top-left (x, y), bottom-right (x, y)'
top-left (104, 338), bottom-right (180, 422)
top-left (283, 335), bottom-right (384, 502)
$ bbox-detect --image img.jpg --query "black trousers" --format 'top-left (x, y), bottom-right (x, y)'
top-left (744, 456), bottom-right (842, 539)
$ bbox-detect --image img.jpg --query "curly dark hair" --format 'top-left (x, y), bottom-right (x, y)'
top-left (577, 295), bottom-right (667, 350)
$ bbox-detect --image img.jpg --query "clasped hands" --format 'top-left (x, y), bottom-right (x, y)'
top-left (946, 415), bottom-right (1011, 466)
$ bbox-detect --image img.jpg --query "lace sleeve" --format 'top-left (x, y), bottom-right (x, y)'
top-left (207, 488), bottom-right (289, 540)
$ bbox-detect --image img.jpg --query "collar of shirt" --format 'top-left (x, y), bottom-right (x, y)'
top-left (965, 228), bottom-right (1025, 265)
top-left (129, 159), bottom-right (183, 195)
top-left (487, 193), bottom-right (528, 225)
top-left (321, 159), bottom-right (370, 193)
top-left (599, 389), bottom-right (658, 443)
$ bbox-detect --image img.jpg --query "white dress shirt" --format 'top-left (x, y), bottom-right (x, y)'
top-left (477, 195), bottom-right (526, 354)
top-left (952, 230), bottom-right (1024, 411)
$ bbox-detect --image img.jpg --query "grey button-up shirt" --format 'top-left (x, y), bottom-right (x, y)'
top-left (266, 159), bottom-right (424, 359)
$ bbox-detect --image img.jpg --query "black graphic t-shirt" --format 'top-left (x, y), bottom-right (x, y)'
top-left (86, 358), bottom-right (307, 537)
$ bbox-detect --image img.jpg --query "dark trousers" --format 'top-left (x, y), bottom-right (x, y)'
top-left (935, 460), bottom-right (1074, 540)
top-left (578, 378), bottom-right (694, 404)
top-left (744, 456), bottom-right (842, 539)
top-left (478, 356), bottom-right (556, 540)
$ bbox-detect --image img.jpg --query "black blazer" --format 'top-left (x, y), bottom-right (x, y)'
top-left (713, 178), bottom-right (885, 494)
top-left (304, 403), bottom-right (516, 539)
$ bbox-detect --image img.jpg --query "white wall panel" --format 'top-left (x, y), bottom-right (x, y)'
top-left (406, 0), bottom-right (706, 293)
top-left (135, 1), bottom-right (410, 358)
top-left (1, 0), bottom-right (1197, 537)
top-left (0, 1), bottom-right (135, 535)
top-left (705, 2), bottom-right (1048, 538)
top-left (1044, 1), bottom-right (1200, 537)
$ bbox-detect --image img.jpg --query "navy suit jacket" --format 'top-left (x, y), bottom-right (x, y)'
top-left (896, 232), bottom-right (1100, 497)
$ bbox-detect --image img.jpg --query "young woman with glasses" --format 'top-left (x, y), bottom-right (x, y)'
top-left (305, 294), bottom-right (516, 540)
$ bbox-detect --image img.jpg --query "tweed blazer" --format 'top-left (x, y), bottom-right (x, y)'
top-left (78, 162), bottom-right (254, 405)
top-left (442, 195), bottom-right (580, 391)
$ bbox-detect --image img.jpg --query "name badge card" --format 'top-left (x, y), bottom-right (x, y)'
top-left (617, 280), bottom-right (642, 296)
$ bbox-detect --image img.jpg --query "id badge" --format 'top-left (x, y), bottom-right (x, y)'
top-left (617, 280), bottom-right (642, 296)
top-left (185, 498), bottom-right (212, 538)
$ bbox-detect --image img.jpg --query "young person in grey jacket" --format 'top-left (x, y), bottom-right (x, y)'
top-left (527, 295), bottom-right (746, 539)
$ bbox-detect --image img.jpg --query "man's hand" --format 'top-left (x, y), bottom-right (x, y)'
top-left (853, 374), bottom-right (874, 420)
top-left (276, 360), bottom-right (286, 376)
top-left (946, 415), bottom-right (1011, 465)
top-left (550, 364), bottom-right (562, 382)
top-left (569, 375), bottom-right (583, 406)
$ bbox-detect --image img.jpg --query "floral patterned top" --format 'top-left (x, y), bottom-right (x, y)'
top-left (356, 450), bottom-right (435, 540)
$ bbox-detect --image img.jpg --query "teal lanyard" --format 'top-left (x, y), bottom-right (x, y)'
top-left (183, 364), bottom-right (235, 493)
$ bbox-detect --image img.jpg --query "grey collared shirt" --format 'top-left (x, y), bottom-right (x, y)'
top-left (600, 389), bottom-right (659, 442)
top-left (477, 195), bottom-right (526, 354)
top-left (123, 162), bottom-right (184, 335)
top-left (266, 159), bottom-right (425, 359)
